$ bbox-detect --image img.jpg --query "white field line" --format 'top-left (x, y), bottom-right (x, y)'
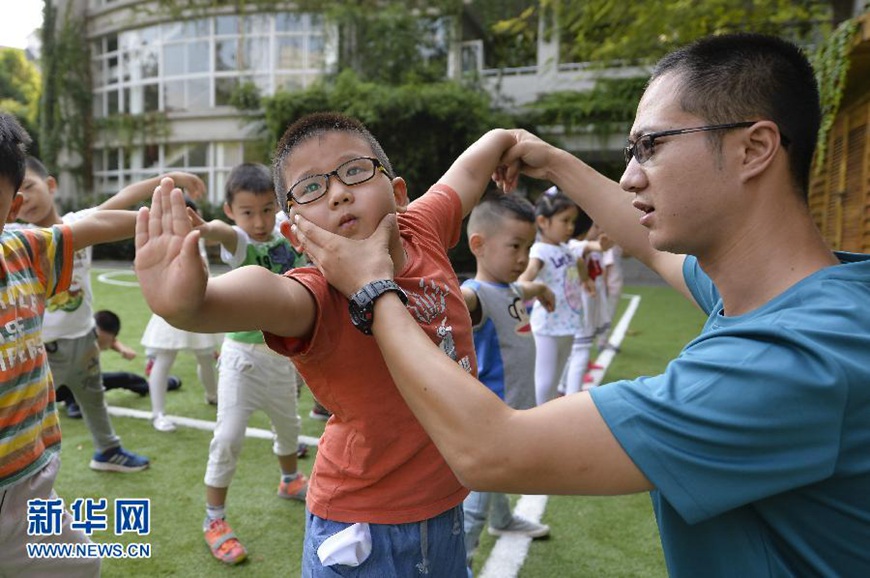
top-left (105, 405), bottom-right (321, 447)
top-left (479, 293), bottom-right (641, 578)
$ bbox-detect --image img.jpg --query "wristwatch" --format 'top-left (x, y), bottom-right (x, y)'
top-left (348, 279), bottom-right (408, 335)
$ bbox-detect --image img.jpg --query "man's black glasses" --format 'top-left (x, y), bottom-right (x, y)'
top-left (623, 121), bottom-right (761, 166)
top-left (286, 157), bottom-right (387, 208)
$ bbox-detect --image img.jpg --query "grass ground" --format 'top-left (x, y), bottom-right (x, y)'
top-left (51, 266), bottom-right (705, 577)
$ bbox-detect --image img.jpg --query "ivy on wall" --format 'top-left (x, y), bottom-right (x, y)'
top-left (811, 16), bottom-right (859, 172)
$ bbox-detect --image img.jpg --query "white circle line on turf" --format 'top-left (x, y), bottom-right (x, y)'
top-left (479, 293), bottom-right (641, 578)
top-left (94, 268), bottom-right (141, 287)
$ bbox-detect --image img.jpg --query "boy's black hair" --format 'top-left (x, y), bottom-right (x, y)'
top-left (467, 190), bottom-right (535, 235)
top-left (184, 196), bottom-right (199, 213)
top-left (272, 112), bottom-right (394, 210)
top-left (225, 162), bottom-right (274, 205)
top-left (535, 186), bottom-right (576, 219)
top-left (653, 33), bottom-right (819, 197)
top-left (24, 155), bottom-right (49, 180)
top-left (94, 310), bottom-right (121, 336)
top-left (0, 114), bottom-right (32, 191)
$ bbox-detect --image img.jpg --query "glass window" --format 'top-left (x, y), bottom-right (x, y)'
top-left (188, 143), bottom-right (208, 167)
top-left (187, 77), bottom-right (210, 110)
top-left (275, 74), bottom-right (304, 92)
top-left (242, 38), bottom-right (270, 71)
top-left (107, 90), bottom-right (119, 115)
top-left (216, 40), bottom-right (239, 71)
top-left (276, 36), bottom-right (303, 69)
top-left (214, 77), bottom-right (237, 106)
top-left (164, 80), bottom-right (185, 112)
top-left (163, 19), bottom-right (209, 42)
top-left (308, 35), bottom-right (325, 69)
top-left (108, 55), bottom-right (119, 84)
top-left (93, 93), bottom-right (105, 117)
top-left (188, 40), bottom-right (210, 73)
top-left (243, 14), bottom-right (271, 35)
top-left (218, 142), bottom-right (243, 167)
top-left (215, 15), bottom-right (240, 36)
top-left (93, 149), bottom-right (105, 173)
top-left (163, 43), bottom-right (185, 76)
top-left (276, 13), bottom-right (303, 32)
top-left (107, 148), bottom-right (120, 171)
top-left (144, 83), bottom-right (160, 112)
top-left (143, 144), bottom-right (160, 169)
top-left (166, 144), bottom-right (186, 168)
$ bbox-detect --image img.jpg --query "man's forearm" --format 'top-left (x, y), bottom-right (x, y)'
top-left (370, 293), bottom-right (513, 487)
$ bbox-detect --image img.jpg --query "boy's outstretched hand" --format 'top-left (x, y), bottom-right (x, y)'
top-left (134, 178), bottom-right (208, 322)
top-left (290, 212), bottom-right (398, 298)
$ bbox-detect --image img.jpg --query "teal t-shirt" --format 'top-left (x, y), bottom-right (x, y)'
top-left (220, 220), bottom-right (305, 344)
top-left (591, 252), bottom-right (870, 577)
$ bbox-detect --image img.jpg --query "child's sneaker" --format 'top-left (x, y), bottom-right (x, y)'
top-left (204, 518), bottom-right (247, 565)
top-left (89, 446), bottom-right (150, 473)
top-left (152, 413), bottom-right (176, 432)
top-left (487, 515), bottom-right (550, 539)
top-left (277, 474), bottom-right (308, 501)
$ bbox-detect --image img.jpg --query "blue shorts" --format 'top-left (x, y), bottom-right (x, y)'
top-left (301, 506), bottom-right (467, 577)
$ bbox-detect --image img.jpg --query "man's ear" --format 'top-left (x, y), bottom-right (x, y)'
top-left (468, 232), bottom-right (485, 256)
top-left (391, 177), bottom-right (409, 213)
top-left (740, 121), bottom-right (781, 182)
top-left (279, 218), bottom-right (303, 252)
top-left (6, 192), bottom-right (23, 223)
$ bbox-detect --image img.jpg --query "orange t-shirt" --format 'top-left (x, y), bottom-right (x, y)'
top-left (265, 185), bottom-right (475, 524)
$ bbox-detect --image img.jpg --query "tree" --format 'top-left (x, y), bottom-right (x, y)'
top-left (489, 0), bottom-right (836, 66)
top-left (0, 48), bottom-right (42, 150)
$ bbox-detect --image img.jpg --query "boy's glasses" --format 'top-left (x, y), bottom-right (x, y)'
top-left (623, 121), bottom-right (758, 166)
top-left (286, 157), bottom-right (387, 208)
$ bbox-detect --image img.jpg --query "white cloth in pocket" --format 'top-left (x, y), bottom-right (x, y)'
top-left (316, 522), bottom-right (372, 567)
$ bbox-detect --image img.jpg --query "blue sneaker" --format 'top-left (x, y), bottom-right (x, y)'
top-left (89, 446), bottom-right (150, 473)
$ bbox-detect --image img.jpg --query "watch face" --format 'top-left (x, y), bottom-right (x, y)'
top-left (348, 280), bottom-right (406, 335)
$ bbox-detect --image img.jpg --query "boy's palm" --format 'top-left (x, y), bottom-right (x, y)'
top-left (135, 182), bottom-right (208, 318)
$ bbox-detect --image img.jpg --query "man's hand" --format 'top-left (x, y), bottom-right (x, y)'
top-left (134, 178), bottom-right (208, 322)
top-left (497, 129), bottom-right (563, 186)
top-left (290, 212), bottom-right (399, 298)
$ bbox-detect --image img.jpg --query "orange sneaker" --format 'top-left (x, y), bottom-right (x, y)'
top-left (277, 474), bottom-right (309, 501)
top-left (204, 518), bottom-right (247, 565)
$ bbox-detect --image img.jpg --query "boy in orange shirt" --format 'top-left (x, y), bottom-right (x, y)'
top-left (135, 112), bottom-right (518, 576)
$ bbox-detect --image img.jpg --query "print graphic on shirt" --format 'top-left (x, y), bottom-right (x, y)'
top-left (405, 279), bottom-right (472, 372)
top-left (507, 296), bottom-right (532, 335)
top-left (564, 261), bottom-right (583, 314)
top-left (47, 248), bottom-right (87, 313)
top-left (407, 279), bottom-right (448, 324)
top-left (0, 310), bottom-right (45, 372)
top-left (436, 318), bottom-right (456, 360)
top-left (251, 243), bottom-right (298, 274)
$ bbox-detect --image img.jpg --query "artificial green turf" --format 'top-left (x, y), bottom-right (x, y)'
top-left (52, 267), bottom-right (703, 577)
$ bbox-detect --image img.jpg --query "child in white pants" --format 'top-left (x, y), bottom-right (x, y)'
top-left (192, 163), bottom-right (308, 565)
